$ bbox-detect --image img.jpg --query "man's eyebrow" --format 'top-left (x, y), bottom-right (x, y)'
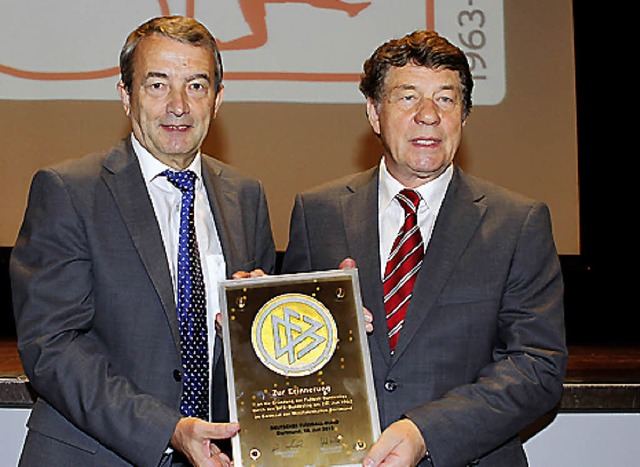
top-left (392, 83), bottom-right (458, 92)
top-left (142, 72), bottom-right (211, 83)
top-left (388, 83), bottom-right (460, 97)
top-left (187, 73), bottom-right (211, 83)
top-left (144, 71), bottom-right (168, 80)
top-left (391, 84), bottom-right (417, 91)
top-left (438, 83), bottom-right (458, 91)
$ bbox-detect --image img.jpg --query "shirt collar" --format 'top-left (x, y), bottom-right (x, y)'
top-left (131, 134), bottom-right (203, 186)
top-left (379, 157), bottom-right (453, 212)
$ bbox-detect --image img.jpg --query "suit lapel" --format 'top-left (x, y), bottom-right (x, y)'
top-left (341, 168), bottom-right (393, 365)
top-left (201, 157), bottom-right (246, 277)
top-left (200, 157), bottom-right (246, 368)
top-left (391, 168), bottom-right (487, 363)
top-left (101, 140), bottom-right (181, 353)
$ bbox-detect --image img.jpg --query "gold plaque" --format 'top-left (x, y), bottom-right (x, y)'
top-left (219, 269), bottom-right (380, 467)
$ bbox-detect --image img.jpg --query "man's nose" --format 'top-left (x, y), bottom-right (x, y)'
top-left (167, 88), bottom-right (189, 116)
top-left (414, 98), bottom-right (440, 125)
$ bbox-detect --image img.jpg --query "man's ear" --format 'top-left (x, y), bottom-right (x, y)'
top-left (212, 84), bottom-right (224, 118)
top-left (366, 98), bottom-right (381, 135)
top-left (117, 81), bottom-right (131, 117)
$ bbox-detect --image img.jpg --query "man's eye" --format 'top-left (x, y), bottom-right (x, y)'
top-left (436, 94), bottom-right (458, 110)
top-left (189, 82), bottom-right (209, 93)
top-left (145, 82), bottom-right (167, 94)
top-left (144, 81), bottom-right (169, 96)
top-left (392, 93), bottom-right (417, 107)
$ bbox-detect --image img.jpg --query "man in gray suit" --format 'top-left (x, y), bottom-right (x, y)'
top-left (282, 30), bottom-right (567, 466)
top-left (11, 16), bottom-right (275, 467)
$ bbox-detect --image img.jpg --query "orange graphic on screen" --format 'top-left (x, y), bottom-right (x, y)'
top-left (0, 0), bottom-right (433, 83)
top-left (0, 0), bottom-right (173, 81)
top-left (217, 0), bottom-right (371, 50)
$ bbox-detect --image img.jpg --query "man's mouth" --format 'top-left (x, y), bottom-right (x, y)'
top-left (161, 124), bottom-right (191, 132)
top-left (410, 137), bottom-right (440, 147)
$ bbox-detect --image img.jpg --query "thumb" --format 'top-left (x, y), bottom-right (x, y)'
top-left (209, 422), bottom-right (240, 440)
top-left (339, 257), bottom-right (357, 269)
top-left (362, 426), bottom-right (401, 467)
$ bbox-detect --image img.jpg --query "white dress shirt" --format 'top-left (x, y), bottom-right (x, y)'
top-left (132, 135), bottom-right (226, 418)
top-left (378, 158), bottom-right (453, 278)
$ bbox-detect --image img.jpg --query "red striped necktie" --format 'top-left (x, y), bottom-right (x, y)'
top-left (383, 189), bottom-right (424, 353)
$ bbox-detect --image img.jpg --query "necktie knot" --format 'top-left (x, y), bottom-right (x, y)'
top-left (397, 189), bottom-right (421, 215)
top-left (163, 169), bottom-right (196, 193)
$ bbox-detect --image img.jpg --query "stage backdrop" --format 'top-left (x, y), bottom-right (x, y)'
top-left (0, 0), bottom-right (578, 253)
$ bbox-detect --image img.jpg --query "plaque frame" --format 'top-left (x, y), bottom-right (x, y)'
top-left (219, 269), bottom-right (380, 467)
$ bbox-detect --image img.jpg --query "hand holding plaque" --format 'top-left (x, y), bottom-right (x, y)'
top-left (219, 269), bottom-right (380, 466)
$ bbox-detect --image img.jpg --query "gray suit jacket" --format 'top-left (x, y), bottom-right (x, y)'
top-left (11, 139), bottom-right (276, 466)
top-left (282, 166), bottom-right (567, 467)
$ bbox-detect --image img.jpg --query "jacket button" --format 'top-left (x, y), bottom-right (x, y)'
top-left (173, 369), bottom-right (183, 382)
top-left (384, 380), bottom-right (397, 392)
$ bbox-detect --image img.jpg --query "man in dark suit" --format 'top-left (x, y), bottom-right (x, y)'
top-left (11, 16), bottom-right (275, 467)
top-left (282, 30), bottom-right (567, 466)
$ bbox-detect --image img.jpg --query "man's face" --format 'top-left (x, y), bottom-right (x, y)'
top-left (118, 34), bottom-right (223, 169)
top-left (367, 64), bottom-right (465, 187)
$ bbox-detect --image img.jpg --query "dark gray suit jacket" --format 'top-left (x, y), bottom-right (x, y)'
top-left (282, 166), bottom-right (567, 467)
top-left (11, 139), bottom-right (276, 466)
